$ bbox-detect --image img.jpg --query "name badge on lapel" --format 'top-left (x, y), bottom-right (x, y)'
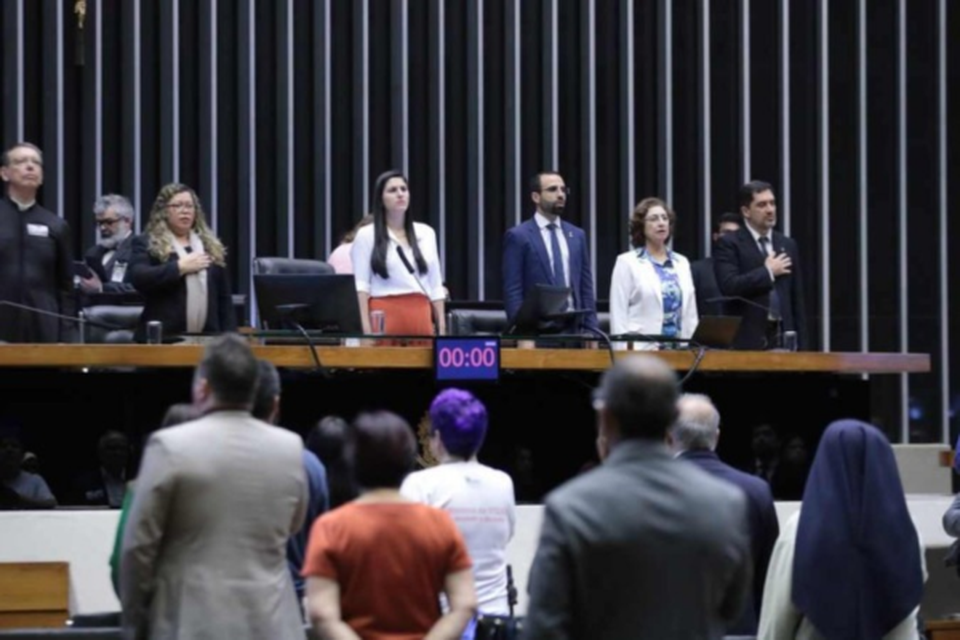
top-left (111, 263), bottom-right (128, 283)
top-left (26, 223), bottom-right (49, 238)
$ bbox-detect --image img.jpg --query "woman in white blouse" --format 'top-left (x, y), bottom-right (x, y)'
top-left (609, 197), bottom-right (698, 350)
top-left (351, 170), bottom-right (446, 337)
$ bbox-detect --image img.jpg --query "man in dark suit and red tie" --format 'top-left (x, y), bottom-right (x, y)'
top-left (502, 171), bottom-right (598, 333)
top-left (714, 180), bottom-right (807, 350)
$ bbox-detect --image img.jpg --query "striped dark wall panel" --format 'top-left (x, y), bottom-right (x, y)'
top-left (0, 0), bottom-right (956, 444)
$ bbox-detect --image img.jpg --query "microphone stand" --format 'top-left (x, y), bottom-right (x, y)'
top-left (275, 304), bottom-right (328, 377)
top-left (0, 299), bottom-right (126, 343)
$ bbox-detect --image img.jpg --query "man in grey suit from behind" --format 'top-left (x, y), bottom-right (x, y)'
top-left (120, 334), bottom-right (308, 640)
top-left (523, 356), bottom-right (753, 640)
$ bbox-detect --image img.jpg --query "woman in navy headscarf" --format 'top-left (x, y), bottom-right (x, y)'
top-left (757, 419), bottom-right (926, 640)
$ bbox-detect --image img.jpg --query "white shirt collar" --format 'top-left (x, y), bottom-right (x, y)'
top-left (745, 221), bottom-right (770, 244)
top-left (534, 211), bottom-right (561, 230)
top-left (10, 196), bottom-right (35, 212)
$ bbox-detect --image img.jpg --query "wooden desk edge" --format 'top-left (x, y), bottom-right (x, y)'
top-left (0, 345), bottom-right (932, 374)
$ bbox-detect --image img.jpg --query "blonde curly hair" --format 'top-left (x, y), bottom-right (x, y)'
top-left (144, 183), bottom-right (226, 266)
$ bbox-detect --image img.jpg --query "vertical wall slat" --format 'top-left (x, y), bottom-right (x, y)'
top-left (428, 0), bottom-right (445, 263)
top-left (3, 2), bottom-right (20, 148)
top-left (542, 0), bottom-right (558, 170)
top-left (353, 0), bottom-right (370, 216)
top-left (159, 0), bottom-right (179, 183)
top-left (41, 0), bottom-right (64, 220)
top-left (314, 0), bottom-right (332, 257)
top-left (199, 0), bottom-right (217, 232)
top-left (658, 0), bottom-right (673, 206)
top-left (818, 0), bottom-right (830, 352)
top-left (699, 0), bottom-right (711, 255)
top-left (391, 0), bottom-right (409, 174)
top-left (739, 0), bottom-right (750, 182)
top-left (275, 0), bottom-right (294, 256)
top-left (582, 0), bottom-right (596, 278)
top-left (239, 0), bottom-right (257, 326)
top-left (619, 0), bottom-right (635, 244)
top-left (779, 0), bottom-right (790, 235)
top-left (504, 0), bottom-right (521, 228)
top-left (466, 0), bottom-right (484, 299)
top-left (94, 0), bottom-right (102, 201)
top-left (858, 0), bottom-right (868, 353)
top-left (938, 0), bottom-right (949, 441)
top-left (897, 0), bottom-right (909, 441)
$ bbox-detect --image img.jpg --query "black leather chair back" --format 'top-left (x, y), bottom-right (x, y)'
top-left (252, 257), bottom-right (334, 275)
top-left (81, 305), bottom-right (143, 344)
top-left (449, 309), bottom-right (509, 336)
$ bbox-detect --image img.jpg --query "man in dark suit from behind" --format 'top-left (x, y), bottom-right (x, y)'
top-left (713, 180), bottom-right (807, 350)
top-left (523, 356), bottom-right (751, 640)
top-left (691, 212), bottom-right (741, 317)
top-left (501, 171), bottom-right (598, 333)
top-left (670, 393), bottom-right (780, 636)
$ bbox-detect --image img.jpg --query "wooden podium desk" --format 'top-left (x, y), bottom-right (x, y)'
top-left (0, 344), bottom-right (931, 374)
top-left (0, 345), bottom-right (928, 500)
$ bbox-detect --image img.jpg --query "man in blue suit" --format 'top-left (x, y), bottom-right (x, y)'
top-left (502, 171), bottom-right (598, 332)
top-left (669, 393), bottom-right (780, 636)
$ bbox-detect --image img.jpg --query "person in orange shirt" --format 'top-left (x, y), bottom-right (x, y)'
top-left (303, 411), bottom-right (477, 640)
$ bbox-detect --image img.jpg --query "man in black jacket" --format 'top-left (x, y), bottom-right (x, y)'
top-left (691, 212), bottom-right (741, 318)
top-left (79, 194), bottom-right (138, 298)
top-left (0, 143), bottom-right (76, 343)
top-left (714, 181), bottom-right (807, 350)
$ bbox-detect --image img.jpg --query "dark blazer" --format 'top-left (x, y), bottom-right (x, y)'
top-left (84, 234), bottom-right (137, 294)
top-left (523, 440), bottom-right (751, 640)
top-left (502, 217), bottom-right (598, 331)
top-left (680, 449), bottom-right (780, 635)
top-left (128, 234), bottom-right (237, 342)
top-left (713, 226), bottom-right (807, 349)
top-left (691, 256), bottom-right (726, 317)
top-left (0, 197), bottom-right (77, 343)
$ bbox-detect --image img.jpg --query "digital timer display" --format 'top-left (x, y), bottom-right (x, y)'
top-left (434, 337), bottom-right (501, 382)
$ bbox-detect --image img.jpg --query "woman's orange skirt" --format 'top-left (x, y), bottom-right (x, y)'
top-left (369, 293), bottom-right (434, 345)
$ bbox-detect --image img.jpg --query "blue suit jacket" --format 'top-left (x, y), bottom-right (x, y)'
top-left (680, 449), bottom-right (780, 635)
top-left (502, 217), bottom-right (598, 330)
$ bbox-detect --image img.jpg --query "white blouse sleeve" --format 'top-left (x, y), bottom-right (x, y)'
top-left (350, 227), bottom-right (374, 294)
top-left (421, 225), bottom-right (446, 301)
top-left (609, 254), bottom-right (634, 337)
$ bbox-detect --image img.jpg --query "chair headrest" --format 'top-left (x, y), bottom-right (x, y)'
top-left (448, 309), bottom-right (508, 336)
top-left (252, 257), bottom-right (334, 275)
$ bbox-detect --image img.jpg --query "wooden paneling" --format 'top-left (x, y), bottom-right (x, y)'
top-left (0, 562), bottom-right (69, 629)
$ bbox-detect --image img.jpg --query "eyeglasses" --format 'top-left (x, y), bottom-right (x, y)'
top-left (166, 203), bottom-right (196, 212)
top-left (542, 185), bottom-right (571, 195)
top-left (96, 218), bottom-right (121, 227)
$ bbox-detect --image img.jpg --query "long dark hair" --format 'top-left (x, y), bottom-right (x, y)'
top-left (370, 170), bottom-right (427, 279)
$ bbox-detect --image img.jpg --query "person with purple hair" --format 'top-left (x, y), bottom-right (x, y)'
top-left (401, 389), bottom-right (516, 638)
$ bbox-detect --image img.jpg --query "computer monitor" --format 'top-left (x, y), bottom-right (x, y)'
top-left (508, 284), bottom-right (589, 335)
top-left (254, 274), bottom-right (363, 334)
top-left (690, 315), bottom-right (742, 349)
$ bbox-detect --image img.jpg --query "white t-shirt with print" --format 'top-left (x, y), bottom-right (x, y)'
top-left (401, 461), bottom-right (516, 615)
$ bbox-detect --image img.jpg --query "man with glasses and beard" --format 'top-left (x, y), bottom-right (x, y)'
top-left (79, 194), bottom-right (139, 298)
top-left (502, 171), bottom-right (598, 334)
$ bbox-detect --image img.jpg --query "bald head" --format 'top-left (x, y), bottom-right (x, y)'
top-left (593, 356), bottom-right (679, 441)
top-left (671, 393), bottom-right (721, 452)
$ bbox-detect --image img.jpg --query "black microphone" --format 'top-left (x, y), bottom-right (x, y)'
top-left (705, 295), bottom-right (782, 349)
top-left (396, 245), bottom-right (439, 336)
top-left (0, 299), bottom-right (126, 344)
top-left (506, 564), bottom-right (517, 618)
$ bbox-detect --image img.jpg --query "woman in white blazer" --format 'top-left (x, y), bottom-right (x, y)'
top-left (609, 197), bottom-right (699, 350)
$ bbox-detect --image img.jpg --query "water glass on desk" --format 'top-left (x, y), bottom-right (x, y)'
top-left (782, 331), bottom-right (798, 352)
top-left (146, 321), bottom-right (163, 345)
top-left (370, 310), bottom-right (386, 335)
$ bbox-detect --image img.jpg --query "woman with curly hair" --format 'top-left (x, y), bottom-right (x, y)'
top-left (129, 183), bottom-right (237, 342)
